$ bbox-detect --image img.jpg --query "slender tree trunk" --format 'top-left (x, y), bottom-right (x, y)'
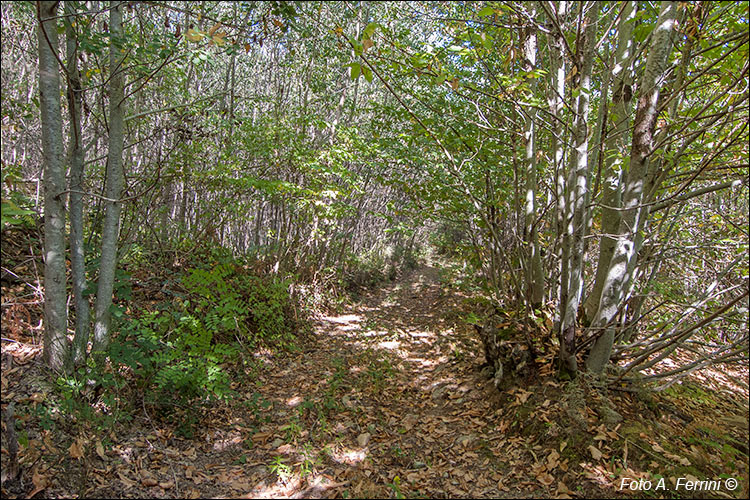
top-left (65, 1), bottom-right (90, 368)
top-left (92, 1), bottom-right (126, 354)
top-left (522, 5), bottom-right (544, 308)
top-left (38, 0), bottom-right (68, 371)
top-left (547, 0), bottom-right (567, 325)
top-left (558, 1), bottom-right (600, 376)
top-left (586, 1), bottom-right (678, 374)
top-left (583, 1), bottom-right (638, 323)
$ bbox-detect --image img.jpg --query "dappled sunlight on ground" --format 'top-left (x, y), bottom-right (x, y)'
top-left (330, 447), bottom-right (367, 465)
top-left (286, 396), bottom-right (303, 407)
top-left (8, 263), bottom-right (745, 499)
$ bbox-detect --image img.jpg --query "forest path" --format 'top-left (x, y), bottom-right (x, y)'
top-left (235, 264), bottom-right (531, 499)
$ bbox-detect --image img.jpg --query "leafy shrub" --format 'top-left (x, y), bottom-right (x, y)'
top-left (1, 164), bottom-right (36, 230)
top-left (344, 251), bottom-right (389, 289)
top-left (112, 309), bottom-right (238, 410)
top-left (104, 249), bottom-right (298, 413)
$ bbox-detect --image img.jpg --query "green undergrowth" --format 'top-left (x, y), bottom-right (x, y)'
top-left (344, 242), bottom-right (423, 293)
top-left (55, 245), bottom-right (305, 432)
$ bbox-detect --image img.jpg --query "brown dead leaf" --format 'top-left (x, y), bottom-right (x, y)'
top-left (536, 471), bottom-right (555, 486)
top-left (26, 485), bottom-right (46, 498)
top-left (142, 477), bottom-right (158, 487)
top-left (69, 439), bottom-right (84, 459)
top-left (159, 480), bottom-right (174, 489)
top-left (557, 480), bottom-right (573, 495)
top-left (117, 471), bottom-right (136, 489)
top-left (588, 445), bottom-right (602, 461)
top-left (32, 468), bottom-right (49, 489)
top-left (42, 434), bottom-right (58, 454)
top-left (251, 431), bottom-right (272, 444)
top-left (208, 22), bottom-right (221, 36)
top-left (95, 440), bottom-right (106, 460)
top-left (186, 28), bottom-right (203, 42)
top-left (546, 450), bottom-right (560, 470)
top-left (516, 389), bottom-right (532, 404)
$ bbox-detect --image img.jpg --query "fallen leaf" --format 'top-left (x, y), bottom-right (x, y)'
top-left (142, 477), bottom-right (158, 487)
top-left (69, 439), bottom-right (84, 459)
top-left (42, 434), bottom-right (58, 454)
top-left (32, 468), bottom-right (49, 489)
top-left (588, 445), bottom-right (602, 461)
top-left (536, 472), bottom-right (555, 486)
top-left (546, 450), bottom-right (560, 470)
top-left (118, 471), bottom-right (136, 488)
top-left (557, 480), bottom-right (573, 495)
top-left (96, 440), bottom-right (106, 460)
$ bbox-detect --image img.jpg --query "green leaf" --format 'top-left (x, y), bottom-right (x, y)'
top-left (350, 62), bottom-right (361, 80)
top-left (362, 65), bottom-right (373, 83)
top-left (362, 22), bottom-right (378, 41)
top-left (478, 6), bottom-right (495, 17)
top-left (350, 38), bottom-right (363, 56)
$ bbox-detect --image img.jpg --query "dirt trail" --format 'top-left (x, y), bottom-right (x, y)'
top-left (4, 249), bottom-right (747, 499)
top-left (12, 265), bottom-right (536, 499)
top-left (229, 264), bottom-right (530, 499)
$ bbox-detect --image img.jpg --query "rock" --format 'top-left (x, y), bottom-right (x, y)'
top-left (270, 438), bottom-right (285, 449)
top-left (402, 414), bottom-right (418, 430)
top-left (456, 434), bottom-right (474, 447)
top-left (599, 405), bottom-right (623, 425)
top-left (431, 385), bottom-right (449, 401)
top-left (357, 433), bottom-right (371, 447)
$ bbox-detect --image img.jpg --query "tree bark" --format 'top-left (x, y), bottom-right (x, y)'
top-left (65, 1), bottom-right (90, 368)
top-left (38, 0), bottom-right (68, 372)
top-left (586, 1), bottom-right (678, 374)
top-left (92, 1), bottom-right (126, 354)
top-left (522, 4), bottom-right (544, 308)
top-left (558, 1), bottom-right (599, 377)
top-left (546, 0), bottom-right (568, 326)
top-left (583, 1), bottom-right (638, 323)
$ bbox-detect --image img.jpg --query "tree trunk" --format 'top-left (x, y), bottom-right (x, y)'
top-left (522, 5), bottom-right (544, 308)
top-left (38, 0), bottom-right (68, 372)
top-left (558, 1), bottom-right (600, 377)
top-left (65, 1), bottom-right (90, 368)
top-left (583, 1), bottom-right (638, 323)
top-left (92, 1), bottom-right (126, 354)
top-left (547, 0), bottom-right (567, 326)
top-left (586, 1), bottom-right (678, 374)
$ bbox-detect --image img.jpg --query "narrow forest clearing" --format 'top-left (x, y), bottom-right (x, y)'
top-left (3, 262), bottom-right (747, 499)
top-left (2, 1), bottom-right (749, 498)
